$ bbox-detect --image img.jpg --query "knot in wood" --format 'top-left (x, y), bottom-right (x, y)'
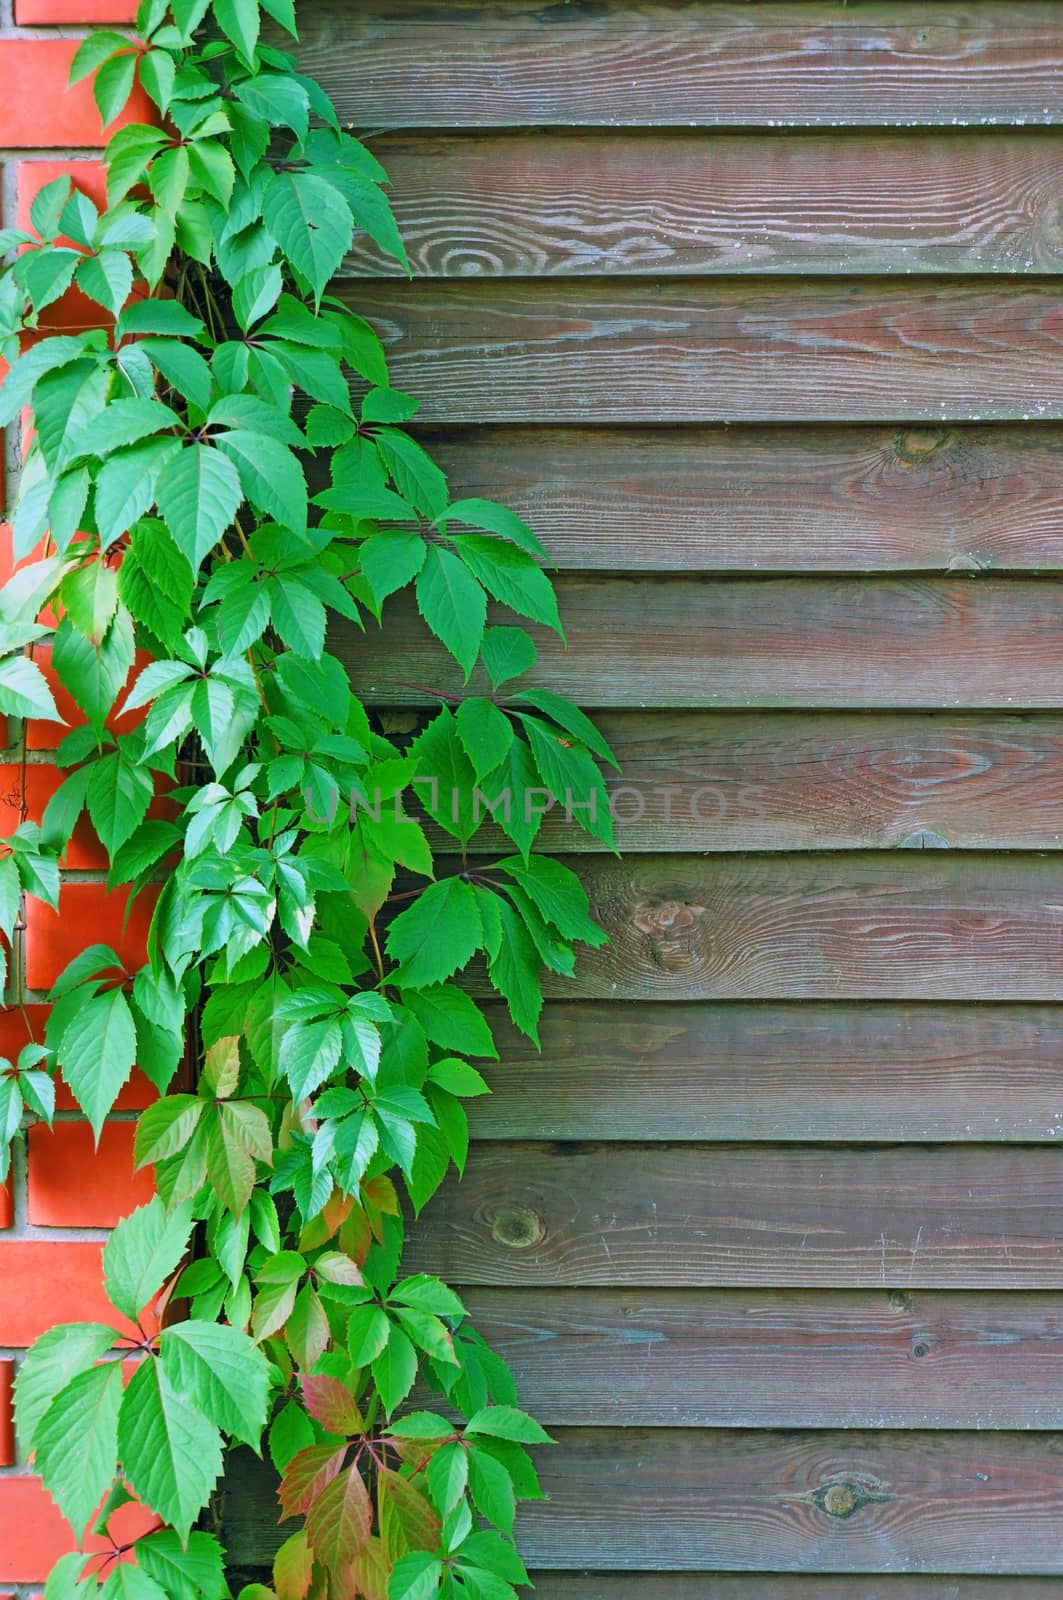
top-left (632, 899), bottom-right (707, 969)
top-left (822, 1483), bottom-right (858, 1518)
top-left (811, 1475), bottom-right (890, 1521)
top-left (891, 426), bottom-right (950, 468)
top-left (490, 1204), bottom-right (546, 1250)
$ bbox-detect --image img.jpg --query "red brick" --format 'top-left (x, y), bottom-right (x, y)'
top-left (28, 1120), bottom-right (153, 1227)
top-left (0, 1186), bottom-right (11, 1231)
top-left (25, 882), bottom-right (158, 990)
top-left (0, 1476), bottom-right (160, 1581)
top-left (0, 762), bottom-right (176, 872)
top-left (26, 643), bottom-right (151, 750)
top-left (0, 763), bottom-right (102, 870)
top-left (0, 1006), bottom-right (156, 1110)
top-left (16, 159), bottom-right (107, 232)
top-left (0, 1360), bottom-right (13, 1466)
top-left (0, 40), bottom-right (153, 148)
top-left (17, 0), bottom-right (138, 21)
top-left (0, 1240), bottom-right (150, 1345)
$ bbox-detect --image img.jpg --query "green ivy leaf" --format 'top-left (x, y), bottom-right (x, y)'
top-left (161, 1320), bottom-right (271, 1448)
top-left (77, 249), bottom-right (133, 317)
top-left (14, 1322), bottom-right (116, 1449)
top-left (415, 546), bottom-right (486, 680)
top-left (388, 1552), bottom-right (443, 1600)
top-left (155, 444), bottom-right (243, 572)
top-left (464, 1404), bottom-right (553, 1444)
top-left (103, 1196), bottom-right (194, 1322)
top-left (117, 1357), bottom-right (223, 1543)
top-left (35, 1360), bottom-right (125, 1536)
top-left (386, 876), bottom-right (482, 988)
top-left (57, 985), bottom-right (137, 1140)
top-left (134, 1529), bottom-right (227, 1600)
top-left (262, 172), bottom-right (353, 305)
top-left (0, 654), bottom-right (63, 722)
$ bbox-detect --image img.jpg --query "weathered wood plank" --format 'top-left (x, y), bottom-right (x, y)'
top-left (295, 2), bottom-right (1063, 129)
top-left (471, 1001), bottom-right (1063, 1142)
top-left (412, 711), bottom-right (1063, 853)
top-left (510, 1580), bottom-right (1063, 1599)
top-left (459, 1287), bottom-right (1063, 1428)
top-left (463, 853), bottom-right (1063, 1002)
top-left (341, 577), bottom-right (1063, 710)
top-left (417, 424), bottom-right (1063, 572)
top-left (229, 1569), bottom-right (1063, 1600)
top-left (352, 132), bottom-right (1063, 278)
top-left (222, 1428), bottom-right (1063, 1571)
top-left (341, 280), bottom-right (1063, 424)
top-left (402, 1142), bottom-right (1063, 1287)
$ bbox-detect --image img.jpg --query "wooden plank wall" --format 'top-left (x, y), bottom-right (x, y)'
top-left (228, 2), bottom-right (1063, 1590)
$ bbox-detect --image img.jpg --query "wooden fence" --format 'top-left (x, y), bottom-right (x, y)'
top-left (225, 3), bottom-right (1063, 1590)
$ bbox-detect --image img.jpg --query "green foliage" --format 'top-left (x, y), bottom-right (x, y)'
top-left (1, 2), bottom-right (618, 1596)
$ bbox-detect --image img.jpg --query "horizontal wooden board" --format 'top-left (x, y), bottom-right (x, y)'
top-left (343, 280), bottom-right (1063, 424)
top-left (222, 1428), bottom-right (1063, 1572)
top-left (295, 2), bottom-right (1063, 128)
top-left (418, 423), bottom-right (1063, 572)
top-left (352, 131), bottom-right (1063, 277)
top-left (505, 1580), bottom-right (1063, 1599)
top-left (402, 1142), bottom-right (1063, 1287)
top-left (459, 1287), bottom-right (1063, 1428)
top-left (465, 853), bottom-right (1063, 1002)
top-left (472, 1001), bottom-right (1063, 1142)
top-left (341, 576), bottom-right (1063, 710)
top-left (412, 711), bottom-right (1063, 853)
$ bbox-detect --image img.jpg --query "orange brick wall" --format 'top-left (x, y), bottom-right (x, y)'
top-left (0, 1), bottom-right (159, 1586)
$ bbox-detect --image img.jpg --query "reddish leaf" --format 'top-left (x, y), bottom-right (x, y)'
top-left (274, 1529), bottom-right (314, 1600)
top-left (300, 1374), bottom-right (365, 1437)
top-left (305, 1462), bottom-right (373, 1572)
top-left (279, 1444), bottom-right (347, 1520)
top-left (377, 1465), bottom-right (441, 1557)
top-left (362, 1174), bottom-right (400, 1220)
top-left (339, 1206), bottom-right (373, 1265)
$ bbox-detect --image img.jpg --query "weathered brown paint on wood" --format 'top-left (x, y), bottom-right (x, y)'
top-left (223, 1427), bottom-right (1063, 1571)
top-left (295, 2), bottom-right (1063, 129)
top-left (351, 132), bottom-right (1063, 278)
top-left (513, 1580), bottom-right (1063, 1600)
top-left (459, 1287), bottom-right (1063, 1428)
top-left (340, 577), bottom-right (1063, 710)
top-left (416, 711), bottom-right (1063, 854)
top-left (466, 853), bottom-right (1063, 1002)
top-left (418, 424), bottom-right (1063, 572)
top-left (340, 280), bottom-right (1063, 422)
top-left (471, 1001), bottom-right (1063, 1142)
top-left (402, 1142), bottom-right (1063, 1288)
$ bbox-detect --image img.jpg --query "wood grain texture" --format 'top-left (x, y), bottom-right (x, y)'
top-left (222, 1428), bottom-right (1063, 1571)
top-left (342, 576), bottom-right (1063, 710)
top-left (412, 711), bottom-right (1063, 853)
top-left (418, 424), bottom-right (1063, 572)
top-left (473, 853), bottom-right (1063, 1001)
top-left (471, 1001), bottom-right (1063, 1142)
top-left (489, 1580), bottom-right (1063, 1599)
top-left (403, 1143), bottom-right (1063, 1287)
top-left (294, 2), bottom-right (1063, 129)
top-left (352, 131), bottom-right (1063, 277)
top-left (341, 280), bottom-right (1063, 424)
top-left (459, 1287), bottom-right (1063, 1428)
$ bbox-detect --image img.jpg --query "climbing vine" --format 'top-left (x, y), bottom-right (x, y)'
top-left (0, 4), bottom-right (615, 1596)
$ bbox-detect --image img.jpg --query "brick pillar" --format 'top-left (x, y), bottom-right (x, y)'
top-left (0, 1), bottom-right (161, 1585)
